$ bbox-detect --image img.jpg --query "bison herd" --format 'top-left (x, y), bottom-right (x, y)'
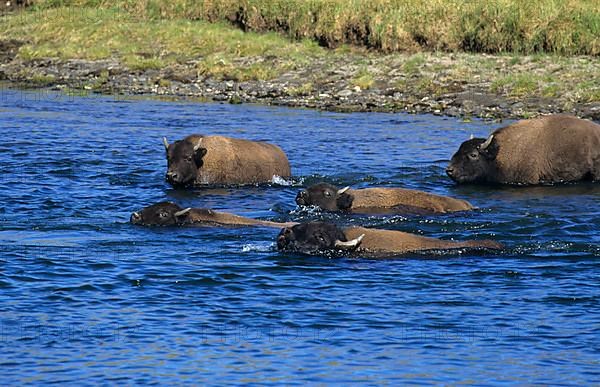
top-left (131, 114), bottom-right (600, 258)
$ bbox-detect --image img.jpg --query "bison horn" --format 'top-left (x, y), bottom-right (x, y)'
top-left (174, 207), bottom-right (191, 217)
top-left (479, 134), bottom-right (494, 150)
top-left (337, 186), bottom-right (350, 195)
top-left (162, 137), bottom-right (169, 150)
top-left (193, 138), bottom-right (203, 151)
top-left (334, 234), bottom-right (364, 250)
top-left (469, 134), bottom-right (474, 140)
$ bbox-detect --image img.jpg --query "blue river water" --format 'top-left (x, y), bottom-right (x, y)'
top-left (0, 88), bottom-right (599, 385)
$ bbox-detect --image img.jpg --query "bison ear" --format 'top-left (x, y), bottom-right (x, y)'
top-left (336, 191), bottom-right (354, 211)
top-left (193, 147), bottom-right (207, 166)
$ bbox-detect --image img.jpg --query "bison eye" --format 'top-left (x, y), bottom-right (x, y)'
top-left (159, 212), bottom-right (168, 218)
top-left (324, 191), bottom-right (331, 197)
top-left (468, 152), bottom-right (479, 160)
top-left (185, 156), bottom-right (193, 162)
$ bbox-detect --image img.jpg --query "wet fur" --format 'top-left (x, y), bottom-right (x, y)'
top-left (348, 187), bottom-right (473, 213)
top-left (343, 227), bottom-right (502, 257)
top-left (277, 222), bottom-right (502, 257)
top-left (183, 209), bottom-right (296, 228)
top-left (131, 202), bottom-right (296, 228)
top-left (297, 183), bottom-right (473, 214)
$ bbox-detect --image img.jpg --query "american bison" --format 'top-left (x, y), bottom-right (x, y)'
top-left (446, 115), bottom-right (600, 185)
top-left (163, 135), bottom-right (291, 187)
top-left (130, 201), bottom-right (296, 228)
top-left (296, 183), bottom-right (473, 214)
top-left (277, 222), bottom-right (503, 257)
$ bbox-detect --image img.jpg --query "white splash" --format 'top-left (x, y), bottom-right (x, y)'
top-left (270, 175), bottom-right (295, 186)
top-left (241, 243), bottom-right (275, 253)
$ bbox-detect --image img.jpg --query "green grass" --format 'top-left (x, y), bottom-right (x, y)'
top-left (0, 6), bottom-right (326, 79)
top-left (542, 84), bottom-right (560, 98)
top-left (351, 68), bottom-right (374, 90)
top-left (29, 73), bottom-right (55, 85)
top-left (490, 74), bottom-right (542, 97)
top-left (576, 80), bottom-right (600, 102)
top-left (25, 0), bottom-right (600, 56)
top-left (402, 53), bottom-right (426, 76)
top-left (286, 82), bottom-right (314, 97)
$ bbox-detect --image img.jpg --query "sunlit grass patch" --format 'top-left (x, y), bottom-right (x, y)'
top-left (351, 68), bottom-right (374, 90)
top-left (0, 6), bottom-right (326, 76)
top-left (402, 53), bottom-right (426, 76)
top-left (287, 82), bottom-right (314, 97)
top-left (490, 74), bottom-right (541, 97)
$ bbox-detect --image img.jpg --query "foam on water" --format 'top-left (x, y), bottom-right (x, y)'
top-left (241, 243), bottom-right (275, 253)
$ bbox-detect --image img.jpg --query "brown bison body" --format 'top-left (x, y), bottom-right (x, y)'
top-left (296, 183), bottom-right (473, 214)
top-left (131, 202), bottom-right (296, 228)
top-left (277, 222), bottom-right (502, 257)
top-left (344, 227), bottom-right (502, 257)
top-left (164, 135), bottom-right (291, 187)
top-left (447, 115), bottom-right (600, 185)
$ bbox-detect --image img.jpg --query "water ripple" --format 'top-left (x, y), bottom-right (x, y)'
top-left (0, 89), bottom-right (598, 385)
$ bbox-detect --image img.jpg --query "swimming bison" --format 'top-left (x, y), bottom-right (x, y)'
top-left (296, 183), bottom-right (473, 214)
top-left (130, 201), bottom-right (296, 228)
top-left (163, 135), bottom-right (291, 187)
top-left (277, 222), bottom-right (502, 257)
top-left (446, 115), bottom-right (600, 185)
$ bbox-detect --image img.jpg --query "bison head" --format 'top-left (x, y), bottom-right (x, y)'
top-left (130, 201), bottom-right (192, 226)
top-left (295, 183), bottom-right (353, 211)
top-left (163, 137), bottom-right (207, 187)
top-left (277, 222), bottom-right (364, 255)
top-left (446, 135), bottom-right (499, 183)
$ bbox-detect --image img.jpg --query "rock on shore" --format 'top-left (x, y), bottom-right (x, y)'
top-left (1, 39), bottom-right (599, 120)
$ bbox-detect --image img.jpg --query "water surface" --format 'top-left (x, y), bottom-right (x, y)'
top-left (1, 89), bottom-right (599, 384)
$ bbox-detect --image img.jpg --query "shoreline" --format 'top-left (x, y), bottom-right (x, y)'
top-left (1, 40), bottom-right (599, 120)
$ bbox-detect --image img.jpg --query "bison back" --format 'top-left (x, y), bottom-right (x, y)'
top-left (197, 136), bottom-right (291, 185)
top-left (189, 209), bottom-right (295, 228)
top-left (344, 227), bottom-right (468, 255)
top-left (345, 227), bottom-right (503, 257)
top-left (493, 115), bottom-right (600, 184)
top-left (351, 188), bottom-right (473, 213)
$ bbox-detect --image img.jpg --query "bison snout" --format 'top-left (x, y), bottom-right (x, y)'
top-left (277, 234), bottom-right (288, 250)
top-left (295, 190), bottom-right (308, 205)
top-left (130, 212), bottom-right (142, 224)
top-left (445, 166), bottom-right (455, 177)
top-left (166, 171), bottom-right (180, 184)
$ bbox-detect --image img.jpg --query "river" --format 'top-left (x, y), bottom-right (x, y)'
top-left (0, 88), bottom-right (598, 384)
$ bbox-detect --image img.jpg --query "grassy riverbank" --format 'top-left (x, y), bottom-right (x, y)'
top-left (0, 3), bottom-right (599, 119)
top-left (30, 0), bottom-right (600, 56)
top-left (1, 6), bottom-right (327, 80)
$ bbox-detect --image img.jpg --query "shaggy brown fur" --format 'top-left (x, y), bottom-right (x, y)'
top-left (197, 135), bottom-right (291, 185)
top-left (492, 115), bottom-right (600, 184)
top-left (448, 115), bottom-right (600, 185)
top-left (349, 187), bottom-right (473, 213)
top-left (296, 183), bottom-right (473, 214)
top-left (165, 135), bottom-right (291, 186)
